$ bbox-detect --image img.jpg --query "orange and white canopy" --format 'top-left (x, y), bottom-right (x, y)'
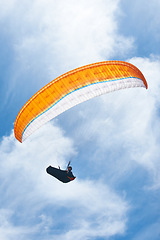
top-left (14, 61), bottom-right (148, 142)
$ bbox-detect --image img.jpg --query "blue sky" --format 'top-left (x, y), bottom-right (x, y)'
top-left (0, 0), bottom-right (160, 239)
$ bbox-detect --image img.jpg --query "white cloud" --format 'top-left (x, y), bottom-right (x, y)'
top-left (127, 57), bottom-right (160, 189)
top-left (0, 0), bottom-right (134, 98)
top-left (0, 122), bottom-right (128, 240)
top-left (0, 209), bottom-right (36, 240)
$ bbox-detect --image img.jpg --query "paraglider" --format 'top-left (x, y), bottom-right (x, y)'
top-left (46, 161), bottom-right (76, 183)
top-left (14, 60), bottom-right (148, 183)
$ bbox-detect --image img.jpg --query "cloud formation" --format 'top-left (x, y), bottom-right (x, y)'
top-left (0, 123), bottom-right (128, 240)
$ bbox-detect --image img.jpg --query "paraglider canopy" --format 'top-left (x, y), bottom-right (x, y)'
top-left (14, 61), bottom-right (148, 143)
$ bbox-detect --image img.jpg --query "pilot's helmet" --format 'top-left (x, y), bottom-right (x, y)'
top-left (68, 166), bottom-right (72, 171)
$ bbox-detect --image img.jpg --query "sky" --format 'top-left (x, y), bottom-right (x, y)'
top-left (0, 0), bottom-right (160, 239)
